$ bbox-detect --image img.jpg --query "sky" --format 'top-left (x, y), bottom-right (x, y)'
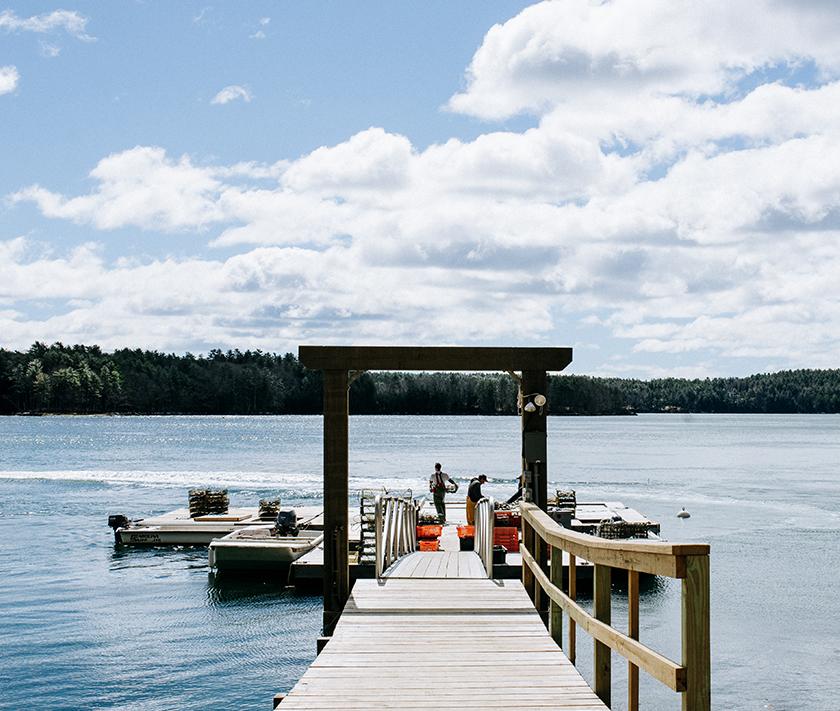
top-left (2, 1), bottom-right (840, 378)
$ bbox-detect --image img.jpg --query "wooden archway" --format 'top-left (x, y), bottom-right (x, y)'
top-left (298, 345), bottom-right (573, 635)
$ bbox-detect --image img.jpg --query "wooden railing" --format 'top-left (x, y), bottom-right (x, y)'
top-left (520, 502), bottom-right (710, 711)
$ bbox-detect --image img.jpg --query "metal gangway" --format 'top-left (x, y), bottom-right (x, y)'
top-left (374, 494), bottom-right (496, 580)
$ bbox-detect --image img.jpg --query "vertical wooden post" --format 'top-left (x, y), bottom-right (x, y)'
top-left (521, 369), bottom-right (548, 511)
top-left (628, 570), bottom-right (640, 711)
top-left (549, 545), bottom-right (563, 648)
top-left (594, 563), bottom-right (612, 706)
top-left (521, 518), bottom-right (535, 601)
top-left (682, 555), bottom-right (711, 711)
top-left (536, 535), bottom-right (549, 626)
top-left (568, 553), bottom-right (576, 665)
top-left (322, 369), bottom-right (349, 637)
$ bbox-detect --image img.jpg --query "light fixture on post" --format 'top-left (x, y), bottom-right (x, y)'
top-left (520, 392), bottom-right (547, 415)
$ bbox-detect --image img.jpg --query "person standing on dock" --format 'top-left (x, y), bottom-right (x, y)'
top-left (466, 474), bottom-right (487, 525)
top-left (429, 463), bottom-right (455, 523)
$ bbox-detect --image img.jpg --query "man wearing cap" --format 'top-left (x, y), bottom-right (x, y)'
top-left (466, 474), bottom-right (488, 526)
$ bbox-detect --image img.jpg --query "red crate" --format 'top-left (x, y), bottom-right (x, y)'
top-left (493, 526), bottom-right (520, 552)
top-left (457, 525), bottom-right (475, 538)
top-left (418, 539), bottom-right (440, 552)
top-left (416, 525), bottom-right (443, 539)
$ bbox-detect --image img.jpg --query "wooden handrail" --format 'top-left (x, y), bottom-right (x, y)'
top-left (520, 502), bottom-right (710, 711)
top-left (522, 504), bottom-right (708, 577)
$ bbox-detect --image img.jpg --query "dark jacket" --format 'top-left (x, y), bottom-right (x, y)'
top-left (467, 478), bottom-right (483, 503)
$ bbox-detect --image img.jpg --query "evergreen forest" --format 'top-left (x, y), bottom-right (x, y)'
top-left (1, 342), bottom-right (838, 416)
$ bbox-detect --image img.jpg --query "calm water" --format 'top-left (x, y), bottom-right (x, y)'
top-left (1, 414), bottom-right (838, 710)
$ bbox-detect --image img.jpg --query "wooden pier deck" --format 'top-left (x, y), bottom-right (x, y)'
top-left (279, 559), bottom-right (608, 710)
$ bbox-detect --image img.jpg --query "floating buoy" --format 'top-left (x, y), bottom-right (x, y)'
top-left (677, 507), bottom-right (691, 519)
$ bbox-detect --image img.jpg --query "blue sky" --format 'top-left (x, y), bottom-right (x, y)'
top-left (2, 1), bottom-right (840, 378)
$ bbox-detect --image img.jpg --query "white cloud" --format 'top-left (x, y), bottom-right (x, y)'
top-left (250, 17), bottom-right (270, 39)
top-left (447, 0), bottom-right (840, 121)
top-left (211, 85), bottom-right (252, 105)
top-left (39, 41), bottom-right (61, 58)
top-left (12, 146), bottom-right (227, 230)
top-left (8, 1), bottom-right (840, 373)
top-left (0, 65), bottom-right (19, 95)
top-left (0, 9), bottom-right (95, 41)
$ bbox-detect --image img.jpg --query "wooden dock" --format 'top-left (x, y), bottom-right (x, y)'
top-left (287, 346), bottom-right (710, 710)
top-left (278, 569), bottom-right (608, 710)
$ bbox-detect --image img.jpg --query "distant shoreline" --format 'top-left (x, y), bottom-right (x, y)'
top-left (8, 410), bottom-right (840, 417)
top-left (2, 343), bottom-right (838, 416)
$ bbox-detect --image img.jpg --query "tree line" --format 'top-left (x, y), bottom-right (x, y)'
top-left (0, 342), bottom-right (838, 415)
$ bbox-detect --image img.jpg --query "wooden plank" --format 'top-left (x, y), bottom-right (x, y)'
top-left (298, 345), bottom-right (573, 372)
top-left (682, 554), bottom-right (711, 711)
top-left (282, 577), bottom-right (607, 710)
top-left (593, 563), bottom-right (611, 706)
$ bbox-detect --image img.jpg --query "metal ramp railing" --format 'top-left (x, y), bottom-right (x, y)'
top-left (474, 496), bottom-right (495, 577)
top-left (374, 494), bottom-right (420, 578)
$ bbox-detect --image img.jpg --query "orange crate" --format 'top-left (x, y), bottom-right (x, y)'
top-left (457, 525), bottom-right (475, 538)
top-left (418, 539), bottom-right (440, 552)
top-left (416, 525), bottom-right (443, 539)
top-left (493, 526), bottom-right (520, 552)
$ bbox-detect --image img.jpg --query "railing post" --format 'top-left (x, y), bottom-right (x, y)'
top-left (521, 517), bottom-right (535, 601)
top-left (568, 552), bottom-right (576, 665)
top-left (594, 563), bottom-right (612, 706)
top-left (682, 554), bottom-right (711, 711)
top-left (549, 544), bottom-right (563, 648)
top-left (537, 536), bottom-right (549, 626)
top-left (374, 496), bottom-right (383, 579)
top-left (533, 526), bottom-right (543, 613)
top-left (628, 569), bottom-right (639, 711)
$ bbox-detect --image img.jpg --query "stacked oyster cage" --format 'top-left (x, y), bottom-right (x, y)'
top-left (258, 498), bottom-right (282, 519)
top-left (555, 489), bottom-right (577, 509)
top-left (188, 488), bottom-right (229, 518)
top-left (596, 520), bottom-right (656, 540)
top-left (549, 488), bottom-right (577, 528)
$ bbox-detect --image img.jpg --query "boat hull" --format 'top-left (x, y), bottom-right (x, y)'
top-left (209, 528), bottom-right (324, 571)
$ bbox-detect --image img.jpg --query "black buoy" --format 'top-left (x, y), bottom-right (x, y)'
top-left (677, 507), bottom-right (691, 519)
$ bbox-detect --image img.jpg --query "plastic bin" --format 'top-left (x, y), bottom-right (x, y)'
top-left (492, 545), bottom-right (507, 564)
top-left (456, 525), bottom-right (475, 538)
top-left (493, 526), bottom-right (520, 553)
top-left (418, 539), bottom-right (440, 552)
top-left (459, 537), bottom-right (475, 551)
top-left (416, 525), bottom-right (443, 540)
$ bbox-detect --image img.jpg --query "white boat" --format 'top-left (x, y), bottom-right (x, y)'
top-left (110, 505), bottom-right (329, 546)
top-left (208, 526), bottom-right (324, 571)
top-left (113, 508), bottom-right (269, 545)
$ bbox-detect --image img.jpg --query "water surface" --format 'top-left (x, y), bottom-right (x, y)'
top-left (1, 414), bottom-right (838, 710)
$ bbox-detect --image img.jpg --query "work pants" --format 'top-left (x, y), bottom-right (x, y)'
top-left (433, 491), bottom-right (446, 522)
top-left (466, 496), bottom-right (476, 525)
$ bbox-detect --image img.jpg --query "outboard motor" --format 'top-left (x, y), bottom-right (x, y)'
top-left (108, 514), bottom-right (130, 542)
top-left (274, 509), bottom-right (299, 537)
